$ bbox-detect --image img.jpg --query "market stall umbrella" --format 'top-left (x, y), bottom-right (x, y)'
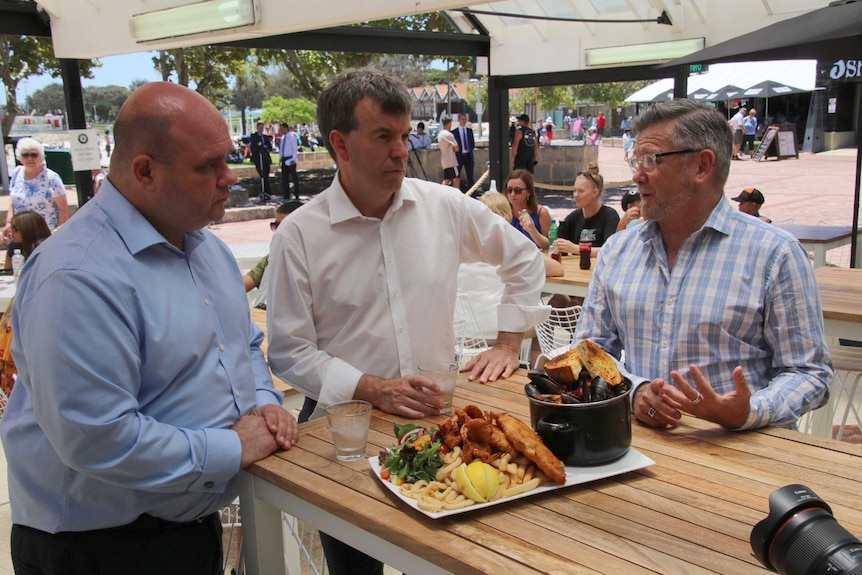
top-left (703, 85), bottom-right (746, 105)
top-left (660, 0), bottom-right (862, 267)
top-left (743, 79), bottom-right (813, 118)
top-left (625, 79), bottom-right (675, 103)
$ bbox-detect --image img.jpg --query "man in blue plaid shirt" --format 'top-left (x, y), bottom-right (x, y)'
top-left (576, 99), bottom-right (832, 430)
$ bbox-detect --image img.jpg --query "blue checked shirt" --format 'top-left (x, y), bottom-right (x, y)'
top-left (575, 197), bottom-right (832, 430)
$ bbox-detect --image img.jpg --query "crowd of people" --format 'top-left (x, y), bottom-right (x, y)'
top-left (0, 67), bottom-right (831, 575)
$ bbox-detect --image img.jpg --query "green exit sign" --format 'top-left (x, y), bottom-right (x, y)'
top-left (689, 63), bottom-right (709, 75)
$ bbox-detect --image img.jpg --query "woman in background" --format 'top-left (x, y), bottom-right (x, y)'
top-left (457, 192), bottom-right (560, 343)
top-left (556, 162), bottom-right (620, 258)
top-left (3, 138), bottom-right (68, 268)
top-left (0, 211), bottom-right (52, 397)
top-left (505, 169), bottom-right (552, 250)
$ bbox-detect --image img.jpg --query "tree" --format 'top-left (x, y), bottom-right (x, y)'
top-left (128, 79), bottom-right (149, 92)
top-left (152, 46), bottom-right (253, 101)
top-left (0, 35), bottom-right (97, 138)
top-left (263, 69), bottom-right (301, 100)
top-left (26, 83), bottom-right (67, 114)
top-left (257, 13), bottom-right (472, 100)
top-left (84, 85), bottom-right (131, 123)
top-left (572, 81), bottom-right (652, 108)
top-left (537, 86), bottom-right (573, 113)
top-left (260, 96), bottom-right (316, 125)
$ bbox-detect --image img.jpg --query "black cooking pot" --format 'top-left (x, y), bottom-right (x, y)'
top-left (526, 384), bottom-right (631, 466)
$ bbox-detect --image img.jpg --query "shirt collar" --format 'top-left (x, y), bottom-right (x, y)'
top-left (327, 173), bottom-right (417, 225)
top-left (95, 178), bottom-right (204, 256)
top-left (637, 194), bottom-right (735, 244)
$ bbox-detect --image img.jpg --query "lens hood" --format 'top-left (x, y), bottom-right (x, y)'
top-left (751, 484), bottom-right (832, 570)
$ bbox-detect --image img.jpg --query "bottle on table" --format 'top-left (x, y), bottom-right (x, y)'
top-left (11, 249), bottom-right (24, 282)
top-left (548, 220), bottom-right (561, 262)
top-left (578, 241), bottom-right (592, 270)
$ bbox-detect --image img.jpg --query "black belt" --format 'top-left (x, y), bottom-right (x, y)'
top-left (49, 512), bottom-right (220, 539)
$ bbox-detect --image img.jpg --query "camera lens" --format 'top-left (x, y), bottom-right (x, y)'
top-left (751, 484), bottom-right (862, 574)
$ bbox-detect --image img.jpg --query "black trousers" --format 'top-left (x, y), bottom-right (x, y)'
top-left (281, 160), bottom-right (300, 199)
top-left (299, 397), bottom-right (384, 575)
top-left (10, 513), bottom-right (222, 575)
top-left (458, 153), bottom-right (475, 188)
top-left (253, 156), bottom-right (272, 199)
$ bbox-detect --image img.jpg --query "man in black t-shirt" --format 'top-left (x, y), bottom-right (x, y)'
top-left (511, 114), bottom-right (537, 173)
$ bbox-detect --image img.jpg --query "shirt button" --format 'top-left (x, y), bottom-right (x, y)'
top-left (204, 481), bottom-right (214, 489)
top-left (234, 390), bottom-right (240, 398)
top-left (219, 344), bottom-right (225, 351)
top-left (661, 341), bottom-right (669, 349)
top-left (204, 298), bottom-right (209, 305)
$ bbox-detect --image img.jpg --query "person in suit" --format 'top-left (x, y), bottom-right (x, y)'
top-left (453, 113), bottom-right (475, 190)
top-left (250, 121), bottom-right (273, 202)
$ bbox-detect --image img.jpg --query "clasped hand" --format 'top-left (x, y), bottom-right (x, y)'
top-left (232, 404), bottom-right (299, 468)
top-left (634, 365), bottom-right (751, 429)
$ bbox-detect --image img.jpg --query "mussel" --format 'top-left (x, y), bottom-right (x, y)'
top-left (591, 377), bottom-right (611, 402)
top-left (525, 377), bottom-right (581, 405)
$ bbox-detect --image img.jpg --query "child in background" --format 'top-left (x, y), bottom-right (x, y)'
top-left (617, 189), bottom-right (643, 231)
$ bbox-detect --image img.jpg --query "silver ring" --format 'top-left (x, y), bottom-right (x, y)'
top-left (691, 393), bottom-right (702, 405)
top-left (647, 406), bottom-right (657, 418)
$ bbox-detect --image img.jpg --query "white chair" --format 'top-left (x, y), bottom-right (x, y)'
top-left (454, 293), bottom-right (491, 368)
top-left (799, 343), bottom-right (862, 441)
top-left (0, 384), bottom-right (8, 419)
top-left (533, 305), bottom-right (582, 368)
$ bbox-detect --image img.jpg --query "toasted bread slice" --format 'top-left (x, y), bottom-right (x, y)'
top-left (543, 348), bottom-right (583, 386)
top-left (575, 339), bottom-right (623, 385)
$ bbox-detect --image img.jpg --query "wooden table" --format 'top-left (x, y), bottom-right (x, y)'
top-left (543, 255), bottom-right (594, 297)
top-left (238, 370), bottom-right (862, 574)
top-left (776, 224), bottom-right (862, 268)
top-left (249, 307), bottom-right (294, 395)
top-left (815, 266), bottom-right (862, 340)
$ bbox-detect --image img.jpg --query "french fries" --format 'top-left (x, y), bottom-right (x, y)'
top-left (398, 446), bottom-right (549, 510)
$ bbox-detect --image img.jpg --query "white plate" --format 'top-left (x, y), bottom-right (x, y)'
top-left (369, 448), bottom-right (655, 519)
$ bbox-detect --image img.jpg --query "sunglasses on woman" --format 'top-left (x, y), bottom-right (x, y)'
top-left (20, 152), bottom-right (39, 159)
top-left (506, 187), bottom-right (527, 195)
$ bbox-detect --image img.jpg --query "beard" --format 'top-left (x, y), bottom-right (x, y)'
top-left (640, 172), bottom-right (695, 222)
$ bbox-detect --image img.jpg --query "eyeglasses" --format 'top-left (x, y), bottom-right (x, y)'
top-left (9, 224), bottom-right (18, 232)
top-left (270, 221), bottom-right (279, 231)
top-left (627, 149), bottom-right (701, 174)
top-left (506, 187), bottom-right (527, 195)
top-left (20, 152), bottom-right (39, 159)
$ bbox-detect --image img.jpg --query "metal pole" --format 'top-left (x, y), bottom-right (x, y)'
top-left (60, 58), bottom-right (94, 206)
top-left (851, 82), bottom-right (862, 268)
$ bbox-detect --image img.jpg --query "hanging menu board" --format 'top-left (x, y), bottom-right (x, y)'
top-left (753, 126), bottom-right (779, 161)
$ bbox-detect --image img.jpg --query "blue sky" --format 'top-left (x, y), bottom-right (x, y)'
top-left (6, 51), bottom-right (164, 106)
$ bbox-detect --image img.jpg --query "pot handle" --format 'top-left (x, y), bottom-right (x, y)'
top-left (537, 417), bottom-right (576, 434)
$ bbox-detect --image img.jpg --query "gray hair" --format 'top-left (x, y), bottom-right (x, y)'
top-left (15, 137), bottom-right (44, 162)
top-left (317, 68), bottom-right (413, 161)
top-left (632, 99), bottom-right (732, 188)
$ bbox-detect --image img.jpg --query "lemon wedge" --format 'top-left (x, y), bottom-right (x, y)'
top-left (455, 461), bottom-right (500, 503)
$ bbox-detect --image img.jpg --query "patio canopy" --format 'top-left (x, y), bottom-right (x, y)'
top-left (626, 60), bottom-right (816, 103)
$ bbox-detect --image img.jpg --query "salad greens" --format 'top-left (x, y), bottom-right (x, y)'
top-left (378, 422), bottom-right (444, 484)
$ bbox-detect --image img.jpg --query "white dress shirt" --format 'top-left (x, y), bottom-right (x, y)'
top-left (267, 177), bottom-right (548, 419)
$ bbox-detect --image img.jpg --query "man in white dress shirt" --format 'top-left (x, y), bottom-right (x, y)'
top-left (266, 66), bottom-right (547, 575)
top-left (278, 123), bottom-right (300, 199)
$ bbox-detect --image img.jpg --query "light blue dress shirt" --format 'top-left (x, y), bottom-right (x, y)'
top-left (575, 197), bottom-right (832, 430)
top-left (0, 180), bottom-right (282, 533)
top-left (281, 131), bottom-right (299, 165)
